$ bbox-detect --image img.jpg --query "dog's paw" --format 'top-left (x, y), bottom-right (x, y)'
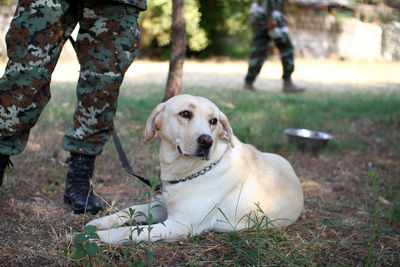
top-left (97, 228), bottom-right (132, 245)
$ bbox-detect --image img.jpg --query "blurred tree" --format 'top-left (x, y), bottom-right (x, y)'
top-left (0, 0), bottom-right (11, 5)
top-left (139, 0), bottom-right (207, 56)
top-left (164, 0), bottom-right (187, 101)
top-left (138, 0), bottom-right (256, 58)
top-left (197, 0), bottom-right (253, 58)
top-left (140, 0), bottom-right (252, 57)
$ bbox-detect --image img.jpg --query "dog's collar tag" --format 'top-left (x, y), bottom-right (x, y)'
top-left (168, 156), bottom-right (223, 185)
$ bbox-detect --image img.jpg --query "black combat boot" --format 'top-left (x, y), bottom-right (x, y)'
top-left (0, 154), bottom-right (12, 186)
top-left (64, 153), bottom-right (103, 214)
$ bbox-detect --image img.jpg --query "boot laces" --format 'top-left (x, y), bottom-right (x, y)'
top-left (66, 154), bottom-right (95, 196)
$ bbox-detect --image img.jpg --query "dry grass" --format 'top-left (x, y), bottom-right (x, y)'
top-left (1, 143), bottom-right (399, 265)
top-left (0, 59), bottom-right (399, 266)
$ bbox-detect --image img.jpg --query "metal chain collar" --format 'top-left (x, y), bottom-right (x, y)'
top-left (168, 156), bottom-right (223, 185)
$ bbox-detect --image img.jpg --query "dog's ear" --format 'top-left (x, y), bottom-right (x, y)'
top-left (218, 111), bottom-right (234, 148)
top-left (145, 102), bottom-right (166, 142)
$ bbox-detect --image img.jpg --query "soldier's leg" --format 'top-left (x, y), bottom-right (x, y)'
top-left (244, 23), bottom-right (271, 89)
top-left (274, 33), bottom-right (295, 81)
top-left (62, 0), bottom-right (141, 155)
top-left (61, 0), bottom-right (142, 214)
top-left (0, 0), bottom-right (78, 185)
top-left (274, 33), bottom-right (305, 93)
top-left (0, 0), bottom-right (78, 156)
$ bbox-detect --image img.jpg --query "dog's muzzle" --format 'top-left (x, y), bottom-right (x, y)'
top-left (195, 134), bottom-right (213, 160)
top-left (177, 134), bottom-right (213, 160)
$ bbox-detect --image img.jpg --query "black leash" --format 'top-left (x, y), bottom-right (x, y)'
top-left (112, 122), bottom-right (160, 191)
top-left (68, 36), bottom-right (158, 190)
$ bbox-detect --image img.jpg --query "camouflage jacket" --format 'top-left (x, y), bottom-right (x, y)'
top-left (113, 0), bottom-right (147, 10)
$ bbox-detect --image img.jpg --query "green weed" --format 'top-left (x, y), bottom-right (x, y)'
top-left (69, 225), bottom-right (114, 266)
top-left (364, 171), bottom-right (400, 266)
top-left (215, 204), bottom-right (315, 266)
top-left (385, 190), bottom-right (400, 224)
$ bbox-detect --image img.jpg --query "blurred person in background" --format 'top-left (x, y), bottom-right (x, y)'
top-left (244, 0), bottom-right (306, 93)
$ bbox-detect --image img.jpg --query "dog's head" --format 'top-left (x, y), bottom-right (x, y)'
top-left (145, 94), bottom-right (233, 160)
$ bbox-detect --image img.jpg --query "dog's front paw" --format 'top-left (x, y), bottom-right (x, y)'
top-left (97, 228), bottom-right (132, 245)
top-left (86, 213), bottom-right (130, 230)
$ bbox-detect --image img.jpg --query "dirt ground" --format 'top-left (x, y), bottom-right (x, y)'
top-left (0, 59), bottom-right (399, 266)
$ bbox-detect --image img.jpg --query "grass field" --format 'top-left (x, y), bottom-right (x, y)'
top-left (0, 59), bottom-right (399, 265)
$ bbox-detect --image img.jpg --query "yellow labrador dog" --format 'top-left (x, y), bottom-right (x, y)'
top-left (87, 94), bottom-right (303, 244)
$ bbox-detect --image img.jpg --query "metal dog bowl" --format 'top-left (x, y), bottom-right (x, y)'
top-left (284, 128), bottom-right (333, 153)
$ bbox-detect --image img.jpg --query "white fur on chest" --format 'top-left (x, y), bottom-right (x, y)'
top-left (162, 162), bottom-right (233, 228)
top-left (161, 143), bottom-right (254, 233)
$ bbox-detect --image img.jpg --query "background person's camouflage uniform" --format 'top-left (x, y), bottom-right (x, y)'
top-left (0, 0), bottom-right (146, 156)
top-left (244, 0), bottom-right (295, 86)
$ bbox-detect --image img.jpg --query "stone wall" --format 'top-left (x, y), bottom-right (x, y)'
top-left (336, 18), bottom-right (383, 60)
top-left (288, 10), bottom-right (340, 58)
top-left (288, 10), bottom-right (385, 61)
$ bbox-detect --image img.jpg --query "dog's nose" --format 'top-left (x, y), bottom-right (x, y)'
top-left (197, 134), bottom-right (213, 149)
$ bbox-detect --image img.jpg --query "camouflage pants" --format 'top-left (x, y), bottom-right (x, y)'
top-left (0, 0), bottom-right (141, 156)
top-left (244, 19), bottom-right (295, 85)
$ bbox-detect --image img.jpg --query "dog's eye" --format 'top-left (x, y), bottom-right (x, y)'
top-left (179, 110), bottom-right (193, 119)
top-left (210, 118), bottom-right (218, 125)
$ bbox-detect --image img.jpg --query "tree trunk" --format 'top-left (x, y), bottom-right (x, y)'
top-left (163, 0), bottom-right (187, 101)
